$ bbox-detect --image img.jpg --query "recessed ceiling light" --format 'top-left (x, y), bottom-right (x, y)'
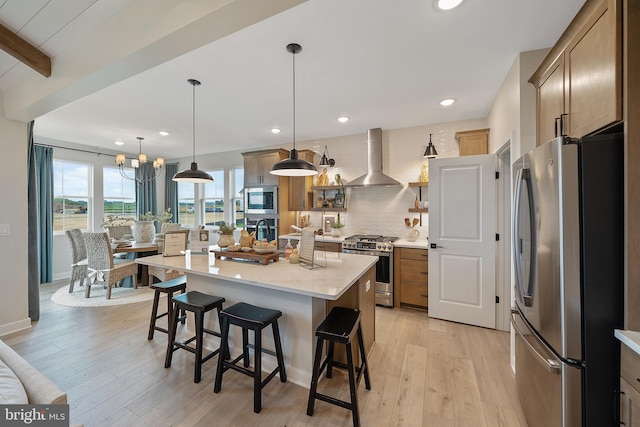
top-left (337, 116), bottom-right (349, 123)
top-left (271, 128), bottom-right (281, 134)
top-left (114, 140), bottom-right (124, 146)
top-left (158, 130), bottom-right (170, 136)
top-left (434, 0), bottom-right (464, 11)
top-left (439, 98), bottom-right (456, 106)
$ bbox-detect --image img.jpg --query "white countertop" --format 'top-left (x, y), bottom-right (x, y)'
top-left (615, 329), bottom-right (640, 355)
top-left (137, 250), bottom-right (377, 300)
top-left (279, 233), bottom-right (344, 243)
top-left (394, 238), bottom-right (429, 249)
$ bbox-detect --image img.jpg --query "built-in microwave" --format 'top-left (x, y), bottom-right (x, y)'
top-left (245, 186), bottom-right (278, 215)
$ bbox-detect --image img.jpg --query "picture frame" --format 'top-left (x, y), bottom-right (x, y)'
top-left (163, 230), bottom-right (189, 256)
top-left (322, 214), bottom-right (336, 233)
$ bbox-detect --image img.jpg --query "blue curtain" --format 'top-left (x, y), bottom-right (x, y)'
top-left (34, 145), bottom-right (53, 283)
top-left (135, 163), bottom-right (157, 219)
top-left (27, 122), bottom-right (40, 320)
top-left (165, 163), bottom-right (179, 223)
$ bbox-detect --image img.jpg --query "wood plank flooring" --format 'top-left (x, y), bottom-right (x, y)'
top-left (2, 282), bottom-right (527, 426)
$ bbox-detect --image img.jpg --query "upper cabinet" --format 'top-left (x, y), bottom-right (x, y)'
top-left (455, 128), bottom-right (490, 156)
top-left (530, 0), bottom-right (622, 146)
top-left (288, 149), bottom-right (315, 211)
top-left (242, 149), bottom-right (288, 187)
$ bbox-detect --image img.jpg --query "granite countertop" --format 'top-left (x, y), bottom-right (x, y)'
top-left (615, 329), bottom-right (640, 355)
top-left (136, 250), bottom-right (377, 300)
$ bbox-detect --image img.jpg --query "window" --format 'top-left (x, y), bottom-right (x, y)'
top-left (177, 182), bottom-right (195, 226)
top-left (103, 166), bottom-right (136, 223)
top-left (53, 160), bottom-right (91, 232)
top-left (204, 170), bottom-right (225, 226)
top-left (233, 168), bottom-right (244, 228)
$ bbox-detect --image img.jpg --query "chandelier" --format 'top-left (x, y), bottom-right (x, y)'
top-left (115, 137), bottom-right (164, 183)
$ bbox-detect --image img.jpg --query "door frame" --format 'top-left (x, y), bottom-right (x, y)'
top-left (496, 140), bottom-right (512, 332)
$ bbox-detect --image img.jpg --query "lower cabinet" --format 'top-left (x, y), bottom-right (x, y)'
top-left (621, 344), bottom-right (640, 426)
top-left (314, 241), bottom-right (342, 253)
top-left (394, 247), bottom-right (428, 309)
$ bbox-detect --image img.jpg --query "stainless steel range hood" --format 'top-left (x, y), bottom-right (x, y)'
top-left (345, 128), bottom-right (402, 187)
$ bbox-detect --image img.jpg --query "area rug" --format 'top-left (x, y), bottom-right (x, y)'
top-left (51, 283), bottom-right (162, 307)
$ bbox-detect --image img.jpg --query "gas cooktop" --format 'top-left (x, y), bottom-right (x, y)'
top-left (344, 235), bottom-right (398, 243)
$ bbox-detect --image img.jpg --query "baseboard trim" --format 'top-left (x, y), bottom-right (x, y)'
top-left (0, 318), bottom-right (32, 337)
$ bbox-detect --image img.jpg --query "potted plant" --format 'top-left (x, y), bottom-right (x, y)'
top-left (216, 221), bottom-right (236, 248)
top-left (331, 220), bottom-right (345, 237)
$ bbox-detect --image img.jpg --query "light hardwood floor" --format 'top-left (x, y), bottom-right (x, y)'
top-left (3, 282), bottom-right (527, 426)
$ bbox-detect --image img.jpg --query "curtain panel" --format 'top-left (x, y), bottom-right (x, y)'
top-left (165, 163), bottom-right (179, 223)
top-left (34, 145), bottom-right (53, 283)
top-left (135, 163), bottom-right (158, 219)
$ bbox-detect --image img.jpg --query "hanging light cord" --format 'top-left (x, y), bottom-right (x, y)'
top-left (192, 81), bottom-right (197, 163)
top-left (292, 47), bottom-right (296, 149)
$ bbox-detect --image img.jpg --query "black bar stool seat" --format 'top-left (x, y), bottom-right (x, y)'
top-left (164, 290), bottom-right (227, 383)
top-left (307, 306), bottom-right (371, 427)
top-left (148, 275), bottom-right (187, 340)
top-left (214, 302), bottom-right (287, 413)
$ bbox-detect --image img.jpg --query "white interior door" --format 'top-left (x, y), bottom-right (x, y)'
top-left (428, 154), bottom-right (496, 329)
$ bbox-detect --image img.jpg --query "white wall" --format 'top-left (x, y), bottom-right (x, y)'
top-left (0, 94), bottom-right (30, 336)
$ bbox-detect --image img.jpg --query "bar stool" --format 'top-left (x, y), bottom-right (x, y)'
top-left (147, 275), bottom-right (187, 340)
top-left (164, 290), bottom-right (227, 383)
top-left (307, 306), bottom-right (371, 427)
top-left (213, 302), bottom-right (287, 413)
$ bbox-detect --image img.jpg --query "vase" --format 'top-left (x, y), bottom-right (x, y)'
top-left (218, 234), bottom-right (235, 248)
top-left (331, 228), bottom-right (342, 237)
top-left (406, 227), bottom-right (420, 242)
top-left (132, 221), bottom-right (155, 243)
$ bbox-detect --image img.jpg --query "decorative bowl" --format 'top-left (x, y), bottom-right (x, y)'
top-left (253, 244), bottom-right (277, 254)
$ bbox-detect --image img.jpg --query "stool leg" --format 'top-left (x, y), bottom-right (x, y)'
top-left (194, 310), bottom-right (205, 383)
top-left (164, 300), bottom-right (179, 368)
top-left (217, 308), bottom-right (230, 360)
top-left (213, 316), bottom-right (230, 393)
top-left (272, 321), bottom-right (287, 382)
top-left (306, 337), bottom-right (324, 416)
top-left (180, 288), bottom-right (187, 324)
top-left (357, 325), bottom-right (371, 390)
top-left (147, 290), bottom-right (161, 340)
top-left (326, 341), bottom-right (335, 378)
top-left (253, 328), bottom-right (262, 413)
top-left (345, 342), bottom-right (361, 427)
top-left (242, 328), bottom-right (250, 368)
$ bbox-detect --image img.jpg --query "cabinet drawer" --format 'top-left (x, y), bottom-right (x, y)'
top-left (622, 345), bottom-right (640, 393)
top-left (314, 241), bottom-right (341, 253)
top-left (400, 282), bottom-right (428, 308)
top-left (400, 259), bottom-right (428, 283)
top-left (399, 247), bottom-right (428, 261)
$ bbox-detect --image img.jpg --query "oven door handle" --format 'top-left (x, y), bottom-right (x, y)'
top-left (342, 248), bottom-right (390, 257)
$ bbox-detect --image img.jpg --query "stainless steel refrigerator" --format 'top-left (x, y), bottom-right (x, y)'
top-left (511, 133), bottom-right (624, 426)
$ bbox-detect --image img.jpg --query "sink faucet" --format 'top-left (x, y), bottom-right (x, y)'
top-left (255, 218), bottom-right (272, 239)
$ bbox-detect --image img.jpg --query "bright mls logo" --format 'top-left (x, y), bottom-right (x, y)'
top-left (1, 405), bottom-right (69, 426)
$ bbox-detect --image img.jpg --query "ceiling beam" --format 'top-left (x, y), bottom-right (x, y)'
top-left (0, 22), bottom-right (51, 77)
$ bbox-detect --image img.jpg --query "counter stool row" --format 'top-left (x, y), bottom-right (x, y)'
top-left (149, 278), bottom-right (369, 425)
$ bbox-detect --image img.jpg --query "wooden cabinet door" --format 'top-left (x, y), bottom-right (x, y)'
top-left (397, 248), bottom-right (429, 309)
top-left (456, 129), bottom-right (489, 156)
top-left (243, 155), bottom-right (262, 186)
top-left (243, 150), bottom-right (287, 186)
top-left (258, 151), bottom-right (283, 186)
top-left (537, 55), bottom-right (565, 146)
top-left (621, 378), bottom-right (640, 427)
top-left (288, 150), bottom-right (314, 210)
top-left (565, 0), bottom-right (621, 138)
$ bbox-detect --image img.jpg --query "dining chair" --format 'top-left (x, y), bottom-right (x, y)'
top-left (160, 223), bottom-right (181, 233)
top-left (83, 232), bottom-right (138, 299)
top-left (65, 229), bottom-right (88, 293)
top-left (107, 225), bottom-right (132, 240)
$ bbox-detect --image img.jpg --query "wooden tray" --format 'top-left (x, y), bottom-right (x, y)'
top-left (210, 249), bottom-right (281, 265)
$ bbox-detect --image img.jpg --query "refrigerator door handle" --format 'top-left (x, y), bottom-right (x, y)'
top-left (511, 309), bottom-right (561, 375)
top-left (513, 168), bottom-right (526, 301)
top-left (513, 168), bottom-right (535, 307)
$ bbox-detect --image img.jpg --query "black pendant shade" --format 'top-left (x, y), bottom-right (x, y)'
top-left (423, 133), bottom-right (438, 158)
top-left (271, 43), bottom-right (318, 177)
top-left (173, 78), bottom-right (214, 183)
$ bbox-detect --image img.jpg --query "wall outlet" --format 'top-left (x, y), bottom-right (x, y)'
top-left (0, 224), bottom-right (9, 236)
top-left (365, 280), bottom-right (370, 292)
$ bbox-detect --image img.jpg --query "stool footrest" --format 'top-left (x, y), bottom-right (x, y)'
top-left (221, 356), bottom-right (282, 391)
top-left (313, 393), bottom-right (353, 411)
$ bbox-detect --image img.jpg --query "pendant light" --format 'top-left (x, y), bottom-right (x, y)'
top-left (423, 133), bottom-right (438, 158)
top-left (173, 78), bottom-right (214, 183)
top-left (270, 43), bottom-right (318, 177)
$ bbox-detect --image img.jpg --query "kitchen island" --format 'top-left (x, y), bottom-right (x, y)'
top-left (136, 250), bottom-right (377, 387)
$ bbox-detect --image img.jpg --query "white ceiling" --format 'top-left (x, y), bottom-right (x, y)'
top-left (0, 0), bottom-right (585, 159)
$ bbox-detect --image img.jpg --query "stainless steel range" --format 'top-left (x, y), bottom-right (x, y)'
top-left (342, 235), bottom-right (397, 307)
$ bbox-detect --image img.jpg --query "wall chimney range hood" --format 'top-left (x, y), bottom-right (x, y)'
top-left (345, 128), bottom-right (402, 187)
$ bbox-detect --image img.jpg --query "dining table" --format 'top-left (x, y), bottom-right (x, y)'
top-left (114, 242), bottom-right (160, 287)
